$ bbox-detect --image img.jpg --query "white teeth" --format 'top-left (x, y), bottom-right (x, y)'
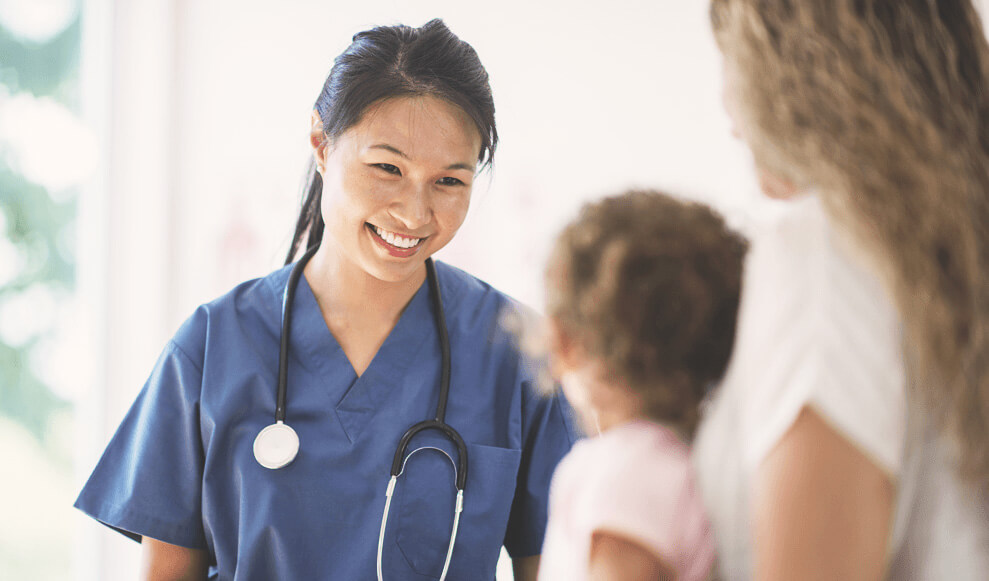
top-left (372, 225), bottom-right (421, 249)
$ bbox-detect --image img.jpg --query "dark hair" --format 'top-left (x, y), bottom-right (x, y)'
top-left (285, 18), bottom-right (498, 264)
top-left (546, 190), bottom-right (748, 437)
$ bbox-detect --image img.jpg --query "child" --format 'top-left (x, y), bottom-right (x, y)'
top-left (536, 190), bottom-right (747, 580)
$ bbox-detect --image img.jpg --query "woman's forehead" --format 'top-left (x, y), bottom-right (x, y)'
top-left (344, 96), bottom-right (482, 163)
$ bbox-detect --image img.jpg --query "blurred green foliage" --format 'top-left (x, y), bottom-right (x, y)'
top-left (0, 15), bottom-right (80, 448)
top-left (0, 17), bottom-right (81, 99)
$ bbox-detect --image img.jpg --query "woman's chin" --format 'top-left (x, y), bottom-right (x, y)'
top-left (363, 259), bottom-right (426, 285)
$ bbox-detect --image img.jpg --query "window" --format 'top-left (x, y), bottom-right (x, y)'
top-left (0, 2), bottom-right (88, 580)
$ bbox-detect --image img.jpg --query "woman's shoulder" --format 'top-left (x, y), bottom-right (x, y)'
top-left (728, 193), bottom-right (908, 474)
top-left (433, 260), bottom-right (518, 305)
top-left (738, 193), bottom-right (902, 354)
top-left (433, 260), bottom-right (535, 327)
top-left (745, 194), bottom-right (889, 293)
top-left (746, 195), bottom-right (838, 282)
top-left (170, 264), bottom-right (291, 364)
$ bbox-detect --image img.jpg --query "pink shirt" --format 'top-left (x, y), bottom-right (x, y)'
top-left (538, 420), bottom-right (714, 580)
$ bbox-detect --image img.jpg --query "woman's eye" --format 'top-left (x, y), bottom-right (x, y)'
top-left (373, 163), bottom-right (401, 176)
top-left (437, 177), bottom-right (465, 187)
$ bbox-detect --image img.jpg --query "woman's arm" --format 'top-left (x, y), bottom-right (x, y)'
top-left (512, 555), bottom-right (540, 581)
top-left (588, 531), bottom-right (674, 581)
top-left (752, 407), bottom-right (894, 581)
top-left (140, 537), bottom-right (209, 581)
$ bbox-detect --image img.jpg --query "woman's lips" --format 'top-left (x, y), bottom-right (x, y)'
top-left (366, 223), bottom-right (426, 258)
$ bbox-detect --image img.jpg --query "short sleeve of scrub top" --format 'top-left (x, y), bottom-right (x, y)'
top-left (74, 327), bottom-right (209, 548)
top-left (74, 261), bottom-right (579, 580)
top-left (502, 372), bottom-right (578, 558)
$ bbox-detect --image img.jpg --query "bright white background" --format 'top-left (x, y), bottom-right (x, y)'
top-left (64, 0), bottom-right (766, 579)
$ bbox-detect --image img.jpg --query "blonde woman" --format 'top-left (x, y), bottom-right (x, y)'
top-left (692, 1), bottom-right (989, 579)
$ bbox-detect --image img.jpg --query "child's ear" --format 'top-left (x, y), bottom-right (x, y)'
top-left (547, 318), bottom-right (581, 377)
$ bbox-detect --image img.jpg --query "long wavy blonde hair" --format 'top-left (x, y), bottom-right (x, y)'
top-left (711, 0), bottom-right (989, 494)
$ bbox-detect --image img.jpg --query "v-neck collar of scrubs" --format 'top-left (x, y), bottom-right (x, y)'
top-left (288, 268), bottom-right (438, 443)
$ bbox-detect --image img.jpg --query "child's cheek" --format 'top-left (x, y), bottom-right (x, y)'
top-left (559, 372), bottom-right (598, 435)
top-left (559, 372), bottom-right (586, 407)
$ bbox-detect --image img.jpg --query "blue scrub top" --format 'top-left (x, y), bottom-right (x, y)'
top-left (75, 261), bottom-right (578, 580)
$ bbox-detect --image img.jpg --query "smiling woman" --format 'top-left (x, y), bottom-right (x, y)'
top-left (304, 94), bottom-right (482, 377)
top-left (309, 95), bottom-right (481, 288)
top-left (74, 18), bottom-right (577, 581)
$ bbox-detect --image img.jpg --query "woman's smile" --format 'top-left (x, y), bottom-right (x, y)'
top-left (366, 222), bottom-right (427, 257)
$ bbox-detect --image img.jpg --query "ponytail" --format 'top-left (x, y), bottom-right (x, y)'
top-left (285, 158), bottom-right (324, 265)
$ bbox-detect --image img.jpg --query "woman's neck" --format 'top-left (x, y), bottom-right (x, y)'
top-left (303, 244), bottom-right (426, 338)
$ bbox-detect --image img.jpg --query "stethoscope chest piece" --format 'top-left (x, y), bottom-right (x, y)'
top-left (254, 421), bottom-right (300, 469)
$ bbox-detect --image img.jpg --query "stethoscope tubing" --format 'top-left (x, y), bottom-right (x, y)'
top-left (274, 246), bottom-right (467, 478)
top-left (388, 257), bottom-right (468, 490)
top-left (275, 244), bottom-right (319, 423)
top-left (267, 245), bottom-right (468, 578)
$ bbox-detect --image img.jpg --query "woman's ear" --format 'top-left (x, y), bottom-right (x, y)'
top-left (310, 110), bottom-right (327, 171)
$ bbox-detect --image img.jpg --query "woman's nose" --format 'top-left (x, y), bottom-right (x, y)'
top-left (391, 182), bottom-right (432, 230)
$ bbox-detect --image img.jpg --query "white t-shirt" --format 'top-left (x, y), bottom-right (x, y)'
top-left (692, 194), bottom-right (989, 579)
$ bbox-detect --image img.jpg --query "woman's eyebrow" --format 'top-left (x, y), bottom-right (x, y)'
top-left (369, 143), bottom-right (475, 172)
top-left (370, 143), bottom-right (408, 158)
top-left (446, 161), bottom-right (476, 172)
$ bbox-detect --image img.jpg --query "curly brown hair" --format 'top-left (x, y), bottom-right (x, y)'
top-left (546, 190), bottom-right (748, 437)
top-left (711, 0), bottom-right (989, 494)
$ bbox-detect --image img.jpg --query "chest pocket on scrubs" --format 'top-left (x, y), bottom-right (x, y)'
top-left (394, 439), bottom-right (522, 578)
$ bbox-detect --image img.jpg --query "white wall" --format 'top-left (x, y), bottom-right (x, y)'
top-left (167, 0), bottom-right (759, 317)
top-left (76, 1), bottom-right (761, 579)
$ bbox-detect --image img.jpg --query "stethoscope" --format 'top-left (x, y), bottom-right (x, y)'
top-left (252, 245), bottom-right (467, 581)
